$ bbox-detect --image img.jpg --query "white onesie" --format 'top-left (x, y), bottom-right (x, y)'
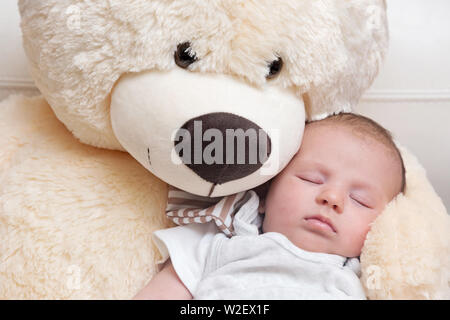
top-left (153, 191), bottom-right (366, 300)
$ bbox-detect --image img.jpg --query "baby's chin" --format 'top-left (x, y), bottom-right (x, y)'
top-left (293, 241), bottom-right (361, 258)
top-left (269, 227), bottom-right (361, 257)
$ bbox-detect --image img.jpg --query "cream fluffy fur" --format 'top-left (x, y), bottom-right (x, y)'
top-left (1, 0), bottom-right (448, 299)
top-left (0, 96), bottom-right (171, 299)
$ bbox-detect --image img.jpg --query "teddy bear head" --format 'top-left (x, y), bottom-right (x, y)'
top-left (19, 0), bottom-right (388, 196)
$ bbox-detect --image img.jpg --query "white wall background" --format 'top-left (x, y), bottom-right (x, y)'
top-left (0, 0), bottom-right (38, 100)
top-left (0, 0), bottom-right (449, 209)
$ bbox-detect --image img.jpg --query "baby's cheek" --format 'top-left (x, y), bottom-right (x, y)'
top-left (265, 199), bottom-right (301, 234)
top-left (269, 186), bottom-right (301, 216)
top-left (341, 220), bottom-right (372, 257)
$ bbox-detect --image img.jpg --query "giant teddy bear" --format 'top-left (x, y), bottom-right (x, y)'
top-left (0, 0), bottom-right (449, 299)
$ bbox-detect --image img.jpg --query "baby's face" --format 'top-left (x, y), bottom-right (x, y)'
top-left (263, 123), bottom-right (402, 257)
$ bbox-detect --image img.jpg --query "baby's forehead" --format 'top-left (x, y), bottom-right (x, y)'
top-left (298, 119), bottom-right (405, 196)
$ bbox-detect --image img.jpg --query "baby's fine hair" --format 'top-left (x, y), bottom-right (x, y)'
top-left (306, 113), bottom-right (406, 194)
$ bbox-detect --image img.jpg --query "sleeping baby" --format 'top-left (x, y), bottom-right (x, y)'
top-left (134, 113), bottom-right (406, 300)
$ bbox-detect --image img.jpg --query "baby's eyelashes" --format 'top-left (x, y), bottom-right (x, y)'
top-left (349, 195), bottom-right (372, 209)
top-left (296, 174), bottom-right (323, 185)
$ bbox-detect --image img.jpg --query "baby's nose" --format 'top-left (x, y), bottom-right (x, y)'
top-left (317, 189), bottom-right (344, 214)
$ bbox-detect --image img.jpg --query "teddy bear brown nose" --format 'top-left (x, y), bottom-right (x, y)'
top-left (174, 112), bottom-right (272, 186)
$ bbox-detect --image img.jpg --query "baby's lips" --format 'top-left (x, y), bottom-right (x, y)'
top-left (304, 215), bottom-right (337, 233)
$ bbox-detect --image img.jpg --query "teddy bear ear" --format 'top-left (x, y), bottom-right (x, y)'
top-left (304, 0), bottom-right (389, 121)
top-left (18, 0), bottom-right (125, 150)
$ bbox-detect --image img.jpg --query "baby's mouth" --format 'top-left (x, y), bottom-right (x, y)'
top-left (304, 215), bottom-right (337, 234)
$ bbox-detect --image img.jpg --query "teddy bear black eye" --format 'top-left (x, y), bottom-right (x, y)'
top-left (266, 56), bottom-right (283, 79)
top-left (174, 42), bottom-right (198, 69)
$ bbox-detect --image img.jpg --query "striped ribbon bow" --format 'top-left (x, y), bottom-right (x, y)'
top-left (165, 186), bottom-right (262, 237)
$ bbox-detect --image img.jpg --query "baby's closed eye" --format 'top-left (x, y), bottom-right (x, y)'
top-left (349, 194), bottom-right (373, 209)
top-left (296, 173), bottom-right (324, 185)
